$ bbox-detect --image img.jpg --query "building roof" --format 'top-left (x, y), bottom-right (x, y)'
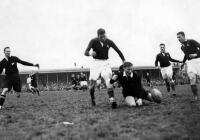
top-left (18, 66), bottom-right (159, 74)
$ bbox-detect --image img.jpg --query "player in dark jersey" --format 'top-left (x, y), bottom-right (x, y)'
top-left (84, 28), bottom-right (125, 108)
top-left (110, 62), bottom-right (162, 106)
top-left (79, 73), bottom-right (88, 91)
top-left (155, 43), bottom-right (182, 95)
top-left (0, 47), bottom-right (39, 109)
top-left (27, 71), bottom-right (40, 96)
top-left (177, 31), bottom-right (200, 100)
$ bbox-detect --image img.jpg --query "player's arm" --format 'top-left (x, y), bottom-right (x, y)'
top-left (15, 57), bottom-right (39, 68)
top-left (110, 40), bottom-right (125, 62)
top-left (0, 61), bottom-right (3, 74)
top-left (155, 55), bottom-right (159, 67)
top-left (190, 40), bottom-right (200, 58)
top-left (84, 40), bottom-right (95, 57)
top-left (110, 73), bottom-right (119, 84)
top-left (168, 53), bottom-right (182, 63)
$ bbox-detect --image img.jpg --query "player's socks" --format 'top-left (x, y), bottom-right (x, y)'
top-left (0, 95), bottom-right (6, 107)
top-left (90, 87), bottom-right (96, 106)
top-left (171, 81), bottom-right (175, 91)
top-left (165, 79), bottom-right (170, 92)
top-left (191, 85), bottom-right (198, 100)
top-left (36, 89), bottom-right (40, 96)
top-left (16, 92), bottom-right (20, 98)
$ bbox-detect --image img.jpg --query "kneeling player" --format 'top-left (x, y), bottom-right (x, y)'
top-left (27, 72), bottom-right (40, 96)
top-left (110, 62), bottom-right (162, 107)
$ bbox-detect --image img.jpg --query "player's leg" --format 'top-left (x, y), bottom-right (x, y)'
top-left (188, 72), bottom-right (198, 100)
top-left (32, 83), bottom-right (40, 96)
top-left (102, 66), bottom-right (117, 109)
top-left (125, 96), bottom-right (136, 107)
top-left (187, 59), bottom-right (199, 100)
top-left (12, 75), bottom-right (22, 98)
top-left (0, 88), bottom-right (9, 109)
top-left (161, 68), bottom-right (170, 92)
top-left (89, 80), bottom-right (96, 106)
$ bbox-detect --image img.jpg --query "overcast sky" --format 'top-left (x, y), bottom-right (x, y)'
top-left (0, 0), bottom-right (200, 70)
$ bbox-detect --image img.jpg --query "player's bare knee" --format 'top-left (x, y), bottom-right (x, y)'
top-left (188, 72), bottom-right (196, 85)
top-left (1, 88), bottom-right (9, 96)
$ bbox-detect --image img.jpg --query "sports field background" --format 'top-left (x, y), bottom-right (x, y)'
top-left (0, 85), bottom-right (200, 140)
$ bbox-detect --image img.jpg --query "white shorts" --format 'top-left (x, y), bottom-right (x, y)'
top-left (80, 81), bottom-right (88, 86)
top-left (89, 59), bottom-right (112, 87)
top-left (187, 58), bottom-right (200, 76)
top-left (96, 79), bottom-right (101, 85)
top-left (160, 65), bottom-right (173, 79)
top-left (28, 84), bottom-right (34, 90)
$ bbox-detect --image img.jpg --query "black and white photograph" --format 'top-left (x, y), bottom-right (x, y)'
top-left (0, 0), bottom-right (200, 139)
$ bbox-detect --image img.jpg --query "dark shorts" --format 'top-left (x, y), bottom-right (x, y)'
top-left (2, 74), bottom-right (21, 92)
top-left (31, 82), bottom-right (37, 88)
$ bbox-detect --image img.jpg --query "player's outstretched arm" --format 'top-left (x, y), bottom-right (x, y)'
top-left (110, 41), bottom-right (125, 62)
top-left (168, 53), bottom-right (182, 63)
top-left (0, 62), bottom-right (3, 74)
top-left (15, 57), bottom-right (39, 68)
top-left (155, 55), bottom-right (159, 67)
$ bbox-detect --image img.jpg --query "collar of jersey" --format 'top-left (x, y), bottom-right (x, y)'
top-left (123, 71), bottom-right (133, 78)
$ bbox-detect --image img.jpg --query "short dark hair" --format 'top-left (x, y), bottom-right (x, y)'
top-left (4, 46), bottom-right (10, 52)
top-left (97, 28), bottom-right (106, 36)
top-left (160, 43), bottom-right (165, 46)
top-left (177, 31), bottom-right (185, 37)
top-left (123, 61), bottom-right (133, 68)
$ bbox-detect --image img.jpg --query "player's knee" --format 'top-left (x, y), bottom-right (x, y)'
top-left (188, 72), bottom-right (196, 85)
top-left (105, 79), bottom-right (113, 88)
top-left (1, 88), bottom-right (9, 95)
top-left (125, 96), bottom-right (136, 107)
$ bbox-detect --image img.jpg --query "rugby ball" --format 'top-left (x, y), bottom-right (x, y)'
top-left (150, 88), bottom-right (162, 103)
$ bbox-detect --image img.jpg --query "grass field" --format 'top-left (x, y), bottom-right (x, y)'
top-left (0, 85), bottom-right (200, 140)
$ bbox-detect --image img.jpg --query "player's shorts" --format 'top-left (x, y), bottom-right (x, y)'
top-left (28, 84), bottom-right (34, 90)
top-left (89, 59), bottom-right (112, 81)
top-left (80, 81), bottom-right (88, 86)
top-left (160, 65), bottom-right (173, 79)
top-left (2, 74), bottom-right (21, 92)
top-left (187, 58), bottom-right (200, 76)
top-left (31, 82), bottom-right (37, 88)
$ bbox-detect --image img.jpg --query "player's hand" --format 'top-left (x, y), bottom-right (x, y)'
top-left (89, 51), bottom-right (96, 57)
top-left (34, 64), bottom-right (40, 69)
top-left (112, 75), bottom-right (118, 81)
top-left (189, 54), bottom-right (197, 59)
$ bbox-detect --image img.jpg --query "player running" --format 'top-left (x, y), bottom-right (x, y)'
top-left (27, 71), bottom-right (40, 96)
top-left (155, 43), bottom-right (182, 95)
top-left (110, 62), bottom-right (162, 107)
top-left (84, 28), bottom-right (125, 108)
top-left (177, 31), bottom-right (200, 100)
top-left (0, 47), bottom-right (39, 109)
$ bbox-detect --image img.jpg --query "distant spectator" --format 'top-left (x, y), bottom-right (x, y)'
top-left (80, 73), bottom-right (88, 91)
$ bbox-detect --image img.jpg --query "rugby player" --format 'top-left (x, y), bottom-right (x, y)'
top-left (155, 43), bottom-right (182, 95)
top-left (110, 62), bottom-right (162, 107)
top-left (27, 71), bottom-right (40, 96)
top-left (84, 28), bottom-right (125, 108)
top-left (0, 47), bottom-right (39, 109)
top-left (177, 31), bottom-right (200, 100)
